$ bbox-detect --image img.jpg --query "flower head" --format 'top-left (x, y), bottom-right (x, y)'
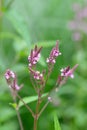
top-left (29, 68), bottom-right (43, 80)
top-left (5, 69), bottom-right (15, 80)
top-left (28, 45), bottom-right (42, 67)
top-left (46, 41), bottom-right (61, 64)
top-left (60, 64), bottom-right (78, 78)
top-left (5, 69), bottom-right (22, 91)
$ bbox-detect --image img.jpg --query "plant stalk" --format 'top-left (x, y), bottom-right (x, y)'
top-left (16, 93), bottom-right (35, 118)
top-left (34, 115), bottom-right (38, 130)
top-left (12, 94), bottom-right (24, 130)
top-left (16, 109), bottom-right (24, 130)
top-left (33, 90), bottom-right (41, 130)
top-left (38, 101), bottom-right (49, 118)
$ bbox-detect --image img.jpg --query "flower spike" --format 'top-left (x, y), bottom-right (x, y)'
top-left (28, 45), bottom-right (42, 67)
top-left (29, 67), bottom-right (43, 80)
top-left (46, 40), bottom-right (61, 64)
top-left (60, 64), bottom-right (78, 78)
top-left (5, 69), bottom-right (22, 91)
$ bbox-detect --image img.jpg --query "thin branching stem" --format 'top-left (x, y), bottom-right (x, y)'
top-left (34, 90), bottom-right (41, 130)
top-left (38, 101), bottom-right (49, 118)
top-left (30, 74), bottom-right (38, 93)
top-left (16, 93), bottom-right (35, 118)
top-left (12, 95), bottom-right (24, 130)
top-left (16, 108), bottom-right (24, 130)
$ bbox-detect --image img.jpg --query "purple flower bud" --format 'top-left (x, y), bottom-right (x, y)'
top-left (34, 71), bottom-right (43, 80)
top-left (29, 68), bottom-right (43, 80)
top-left (5, 69), bottom-right (22, 91)
top-left (46, 41), bottom-right (61, 64)
top-left (60, 64), bottom-right (78, 78)
top-left (28, 45), bottom-right (42, 67)
top-left (5, 69), bottom-right (15, 80)
top-left (11, 78), bottom-right (23, 91)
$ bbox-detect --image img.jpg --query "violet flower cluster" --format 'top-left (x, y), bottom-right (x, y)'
top-left (5, 41), bottom-right (78, 93)
top-left (5, 69), bottom-right (22, 93)
top-left (46, 40), bottom-right (61, 64)
top-left (68, 3), bottom-right (87, 41)
top-left (28, 45), bottom-right (42, 67)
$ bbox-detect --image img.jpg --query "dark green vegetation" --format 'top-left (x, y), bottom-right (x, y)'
top-left (0, 0), bottom-right (87, 130)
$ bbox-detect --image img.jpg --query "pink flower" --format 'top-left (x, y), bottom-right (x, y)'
top-left (60, 64), bottom-right (78, 78)
top-left (5, 69), bottom-right (22, 91)
top-left (46, 41), bottom-right (61, 64)
top-left (11, 78), bottom-right (22, 91)
top-left (28, 45), bottom-right (42, 67)
top-left (5, 69), bottom-right (15, 80)
top-left (29, 68), bottom-right (43, 80)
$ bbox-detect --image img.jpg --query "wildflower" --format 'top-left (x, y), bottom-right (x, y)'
top-left (5, 69), bottom-right (22, 91)
top-left (11, 78), bottom-right (22, 91)
top-left (5, 69), bottom-right (16, 85)
top-left (46, 41), bottom-right (61, 64)
top-left (28, 45), bottom-right (42, 67)
top-left (5, 69), bottom-right (15, 80)
top-left (60, 64), bottom-right (78, 78)
top-left (29, 68), bottom-right (43, 80)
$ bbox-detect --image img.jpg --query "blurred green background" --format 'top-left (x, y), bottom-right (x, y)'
top-left (0, 0), bottom-right (87, 130)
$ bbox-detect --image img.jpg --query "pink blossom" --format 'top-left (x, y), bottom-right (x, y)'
top-left (5, 69), bottom-right (15, 80)
top-left (29, 68), bottom-right (43, 80)
top-left (5, 69), bottom-right (22, 91)
top-left (28, 45), bottom-right (42, 67)
top-left (46, 41), bottom-right (61, 64)
top-left (60, 64), bottom-right (78, 78)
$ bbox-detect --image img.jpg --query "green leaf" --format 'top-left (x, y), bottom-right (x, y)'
top-left (9, 103), bottom-right (17, 109)
top-left (54, 112), bottom-right (61, 130)
top-left (18, 93), bottom-right (48, 108)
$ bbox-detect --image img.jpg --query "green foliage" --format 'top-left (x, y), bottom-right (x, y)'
top-left (9, 103), bottom-right (17, 109)
top-left (18, 93), bottom-right (48, 108)
top-left (54, 113), bottom-right (61, 130)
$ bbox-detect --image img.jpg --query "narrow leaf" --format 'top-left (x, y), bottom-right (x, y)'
top-left (18, 93), bottom-right (48, 108)
top-left (54, 112), bottom-right (61, 130)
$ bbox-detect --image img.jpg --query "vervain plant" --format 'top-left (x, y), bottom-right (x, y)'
top-left (4, 41), bottom-right (78, 130)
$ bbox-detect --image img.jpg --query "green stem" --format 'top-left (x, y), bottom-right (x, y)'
top-left (34, 115), bottom-right (38, 130)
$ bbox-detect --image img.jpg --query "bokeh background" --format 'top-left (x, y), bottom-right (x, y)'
top-left (0, 0), bottom-right (87, 130)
